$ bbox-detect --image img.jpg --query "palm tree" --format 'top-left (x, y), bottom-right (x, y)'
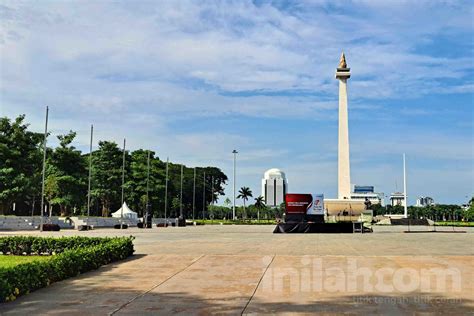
top-left (254, 196), bottom-right (265, 221)
top-left (237, 187), bottom-right (253, 219)
top-left (223, 197), bottom-right (232, 219)
top-left (254, 196), bottom-right (265, 209)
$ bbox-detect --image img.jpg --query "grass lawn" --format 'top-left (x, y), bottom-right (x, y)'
top-left (0, 255), bottom-right (50, 268)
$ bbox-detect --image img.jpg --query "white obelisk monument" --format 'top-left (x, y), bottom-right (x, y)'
top-left (335, 53), bottom-right (351, 199)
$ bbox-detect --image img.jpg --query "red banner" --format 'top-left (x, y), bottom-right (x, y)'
top-left (285, 194), bottom-right (313, 214)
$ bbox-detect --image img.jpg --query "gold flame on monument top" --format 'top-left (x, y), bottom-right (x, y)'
top-left (338, 52), bottom-right (347, 68)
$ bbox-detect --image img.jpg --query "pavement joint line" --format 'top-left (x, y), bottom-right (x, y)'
top-left (108, 254), bottom-right (205, 316)
top-left (241, 254), bottom-right (275, 316)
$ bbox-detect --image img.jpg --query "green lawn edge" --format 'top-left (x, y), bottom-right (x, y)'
top-left (0, 236), bottom-right (135, 303)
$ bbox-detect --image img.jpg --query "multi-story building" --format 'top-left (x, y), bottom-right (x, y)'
top-left (416, 196), bottom-right (434, 207)
top-left (390, 192), bottom-right (406, 207)
top-left (261, 168), bottom-right (287, 207)
top-left (350, 185), bottom-right (384, 206)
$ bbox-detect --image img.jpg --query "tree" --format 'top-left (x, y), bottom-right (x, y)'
top-left (169, 166), bottom-right (228, 219)
top-left (369, 203), bottom-right (386, 216)
top-left (91, 141), bottom-right (125, 217)
top-left (237, 187), bottom-right (252, 219)
top-left (254, 196), bottom-right (265, 209)
top-left (0, 115), bottom-right (43, 214)
top-left (386, 205), bottom-right (403, 215)
top-left (44, 131), bottom-right (87, 216)
top-left (171, 196), bottom-right (181, 217)
top-left (254, 195), bottom-right (265, 221)
top-left (0, 114), bottom-right (230, 217)
top-left (464, 197), bottom-right (474, 221)
top-left (207, 205), bottom-right (230, 220)
top-left (273, 202), bottom-right (286, 219)
top-left (125, 150), bottom-right (165, 217)
top-left (199, 167), bottom-right (228, 218)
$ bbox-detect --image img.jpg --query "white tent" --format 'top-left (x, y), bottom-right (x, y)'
top-left (112, 202), bottom-right (138, 219)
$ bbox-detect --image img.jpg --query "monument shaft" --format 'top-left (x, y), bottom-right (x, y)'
top-left (338, 78), bottom-right (351, 199)
top-left (335, 53), bottom-right (351, 199)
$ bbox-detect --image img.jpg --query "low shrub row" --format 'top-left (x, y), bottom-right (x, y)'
top-left (193, 219), bottom-right (277, 225)
top-left (0, 236), bottom-right (119, 255)
top-left (0, 236), bottom-right (134, 302)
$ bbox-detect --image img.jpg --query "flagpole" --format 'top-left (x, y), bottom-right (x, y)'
top-left (164, 157), bottom-right (169, 223)
top-left (202, 171), bottom-right (206, 219)
top-left (120, 138), bottom-right (126, 229)
top-left (180, 164), bottom-right (183, 218)
top-left (145, 151), bottom-right (151, 227)
top-left (232, 150), bottom-right (238, 220)
top-left (86, 124), bottom-right (93, 226)
top-left (211, 176), bottom-right (214, 206)
top-left (403, 153), bottom-right (408, 219)
top-left (192, 167), bottom-right (196, 220)
top-left (40, 106), bottom-right (49, 232)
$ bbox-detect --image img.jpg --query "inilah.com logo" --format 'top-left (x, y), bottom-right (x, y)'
top-left (260, 256), bottom-right (461, 294)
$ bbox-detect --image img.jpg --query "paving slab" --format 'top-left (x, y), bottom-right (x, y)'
top-left (115, 255), bottom-right (271, 315)
top-left (0, 254), bottom-right (201, 315)
top-left (245, 255), bottom-right (473, 315)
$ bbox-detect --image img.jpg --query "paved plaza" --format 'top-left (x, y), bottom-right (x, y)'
top-left (0, 225), bottom-right (473, 315)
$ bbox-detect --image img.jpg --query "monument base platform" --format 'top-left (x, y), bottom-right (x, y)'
top-left (273, 222), bottom-right (371, 234)
top-left (324, 199), bottom-right (367, 215)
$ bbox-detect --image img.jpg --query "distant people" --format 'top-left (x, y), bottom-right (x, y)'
top-left (364, 197), bottom-right (372, 210)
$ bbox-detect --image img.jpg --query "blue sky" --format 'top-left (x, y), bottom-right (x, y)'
top-left (1, 0), bottom-right (473, 205)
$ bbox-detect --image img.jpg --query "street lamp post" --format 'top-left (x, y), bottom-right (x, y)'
top-left (232, 150), bottom-right (238, 220)
top-left (86, 124), bottom-right (93, 227)
top-left (120, 138), bottom-right (126, 229)
top-left (39, 106), bottom-right (49, 232)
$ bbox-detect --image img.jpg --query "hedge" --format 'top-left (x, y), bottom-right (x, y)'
top-left (0, 236), bottom-right (134, 302)
top-left (0, 236), bottom-right (118, 255)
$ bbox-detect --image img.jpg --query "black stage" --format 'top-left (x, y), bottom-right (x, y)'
top-left (273, 222), bottom-right (369, 234)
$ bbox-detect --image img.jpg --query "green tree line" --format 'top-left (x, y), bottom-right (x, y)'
top-left (206, 188), bottom-right (284, 221)
top-left (0, 115), bottom-right (228, 218)
top-left (370, 202), bottom-right (474, 222)
top-left (207, 204), bottom-right (285, 221)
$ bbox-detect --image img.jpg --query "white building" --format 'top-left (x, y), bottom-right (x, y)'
top-left (390, 192), bottom-right (406, 207)
top-left (416, 196), bottom-right (434, 207)
top-left (261, 168), bottom-right (287, 207)
top-left (350, 185), bottom-right (384, 206)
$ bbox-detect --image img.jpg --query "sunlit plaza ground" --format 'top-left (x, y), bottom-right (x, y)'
top-left (1, 225), bottom-right (473, 315)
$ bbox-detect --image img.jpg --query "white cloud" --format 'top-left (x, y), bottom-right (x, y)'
top-left (2, 0), bottom-right (472, 104)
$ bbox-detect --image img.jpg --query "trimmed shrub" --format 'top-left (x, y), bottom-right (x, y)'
top-left (0, 236), bottom-right (134, 302)
top-left (0, 236), bottom-right (113, 255)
